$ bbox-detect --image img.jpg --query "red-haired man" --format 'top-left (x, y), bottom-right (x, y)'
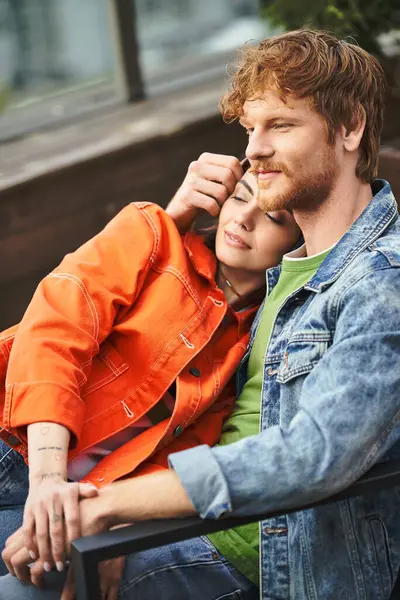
top-left (2, 29), bottom-right (400, 600)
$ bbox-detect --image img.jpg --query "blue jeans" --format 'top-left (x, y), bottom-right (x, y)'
top-left (0, 441), bottom-right (258, 599)
top-left (0, 439), bottom-right (29, 574)
top-left (0, 534), bottom-right (258, 599)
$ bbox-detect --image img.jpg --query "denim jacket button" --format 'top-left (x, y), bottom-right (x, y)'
top-left (189, 367), bottom-right (201, 377)
top-left (7, 435), bottom-right (21, 447)
top-left (173, 425), bottom-right (183, 437)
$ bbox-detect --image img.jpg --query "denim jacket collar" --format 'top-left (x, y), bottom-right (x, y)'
top-left (305, 179), bottom-right (398, 293)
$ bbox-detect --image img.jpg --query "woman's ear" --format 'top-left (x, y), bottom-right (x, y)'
top-left (340, 105), bottom-right (366, 153)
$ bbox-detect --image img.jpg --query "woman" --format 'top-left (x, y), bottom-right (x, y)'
top-left (0, 165), bottom-right (300, 582)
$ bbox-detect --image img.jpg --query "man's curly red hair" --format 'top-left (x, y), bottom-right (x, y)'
top-left (220, 29), bottom-right (387, 182)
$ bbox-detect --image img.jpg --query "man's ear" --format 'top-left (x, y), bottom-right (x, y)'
top-left (340, 105), bottom-right (366, 152)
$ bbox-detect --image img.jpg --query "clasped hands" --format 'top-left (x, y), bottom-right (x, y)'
top-left (1, 482), bottom-right (125, 600)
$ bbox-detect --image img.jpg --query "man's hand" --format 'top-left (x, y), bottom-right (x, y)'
top-left (61, 490), bottom-right (115, 600)
top-left (166, 153), bottom-right (243, 233)
top-left (61, 556), bottom-right (126, 600)
top-left (61, 503), bottom-right (127, 600)
top-left (2, 527), bottom-right (35, 585)
top-left (62, 468), bottom-right (196, 598)
top-left (3, 471), bottom-right (195, 597)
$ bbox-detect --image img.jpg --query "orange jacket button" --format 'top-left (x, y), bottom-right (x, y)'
top-left (8, 435), bottom-right (21, 447)
top-left (173, 425), bottom-right (183, 437)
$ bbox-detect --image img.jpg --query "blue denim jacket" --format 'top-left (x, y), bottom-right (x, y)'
top-left (170, 179), bottom-right (400, 600)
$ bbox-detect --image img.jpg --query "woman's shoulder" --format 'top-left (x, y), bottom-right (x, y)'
top-left (106, 201), bottom-right (184, 245)
top-left (112, 202), bottom-right (215, 267)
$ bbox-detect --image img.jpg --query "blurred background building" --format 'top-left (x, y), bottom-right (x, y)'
top-left (0, 0), bottom-right (399, 328)
top-left (0, 0), bottom-right (273, 139)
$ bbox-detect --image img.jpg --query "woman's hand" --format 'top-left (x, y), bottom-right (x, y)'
top-left (22, 479), bottom-right (98, 573)
top-left (166, 153), bottom-right (243, 233)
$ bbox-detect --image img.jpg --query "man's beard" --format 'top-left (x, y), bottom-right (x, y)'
top-left (250, 148), bottom-right (338, 213)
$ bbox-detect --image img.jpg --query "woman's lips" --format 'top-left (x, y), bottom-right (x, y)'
top-left (224, 230), bottom-right (250, 249)
top-left (257, 170), bottom-right (281, 181)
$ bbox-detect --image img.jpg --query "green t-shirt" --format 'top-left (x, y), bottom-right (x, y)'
top-left (208, 246), bottom-right (331, 586)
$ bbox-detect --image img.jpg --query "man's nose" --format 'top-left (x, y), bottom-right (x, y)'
top-left (245, 130), bottom-right (274, 161)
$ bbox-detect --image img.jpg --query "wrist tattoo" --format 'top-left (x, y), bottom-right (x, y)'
top-left (37, 446), bottom-right (64, 452)
top-left (40, 426), bottom-right (51, 436)
top-left (34, 472), bottom-right (63, 483)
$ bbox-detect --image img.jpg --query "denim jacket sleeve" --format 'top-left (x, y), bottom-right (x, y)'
top-left (169, 266), bottom-right (400, 519)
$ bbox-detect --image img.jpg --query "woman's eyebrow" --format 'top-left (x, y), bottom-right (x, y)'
top-left (237, 179), bottom-right (254, 196)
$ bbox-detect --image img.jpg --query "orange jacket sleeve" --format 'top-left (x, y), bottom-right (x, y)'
top-left (4, 203), bottom-right (161, 445)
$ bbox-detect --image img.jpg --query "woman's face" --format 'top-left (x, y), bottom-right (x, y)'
top-left (215, 171), bottom-right (301, 275)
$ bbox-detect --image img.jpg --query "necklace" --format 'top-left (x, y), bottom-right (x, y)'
top-left (224, 276), bottom-right (243, 299)
top-left (218, 266), bottom-right (265, 308)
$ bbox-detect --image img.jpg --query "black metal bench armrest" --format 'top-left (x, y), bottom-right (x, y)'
top-left (71, 460), bottom-right (400, 600)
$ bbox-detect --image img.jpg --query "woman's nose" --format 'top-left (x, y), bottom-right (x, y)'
top-left (234, 207), bottom-right (254, 230)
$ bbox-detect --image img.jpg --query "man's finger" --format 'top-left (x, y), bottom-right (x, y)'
top-left (189, 177), bottom-right (231, 207)
top-left (100, 556), bottom-right (125, 600)
top-left (9, 547), bottom-right (32, 583)
top-left (63, 489), bottom-right (81, 547)
top-left (197, 153), bottom-right (243, 181)
top-left (61, 565), bottom-right (76, 600)
top-left (78, 483), bottom-right (98, 499)
top-left (107, 583), bottom-right (119, 600)
top-left (30, 561), bottom-right (45, 588)
top-left (2, 533), bottom-right (29, 577)
top-left (194, 163), bottom-right (238, 195)
top-left (188, 191), bottom-right (222, 216)
top-left (4, 527), bottom-right (24, 548)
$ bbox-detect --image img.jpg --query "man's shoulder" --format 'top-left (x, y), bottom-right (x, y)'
top-left (369, 218), bottom-right (400, 268)
top-left (326, 219), bottom-right (400, 305)
top-left (347, 217), bottom-right (400, 277)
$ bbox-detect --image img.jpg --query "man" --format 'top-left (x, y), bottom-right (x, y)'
top-left (1, 28), bottom-right (400, 600)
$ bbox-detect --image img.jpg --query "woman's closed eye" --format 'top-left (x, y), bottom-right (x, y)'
top-left (266, 213), bottom-right (283, 225)
top-left (232, 195), bottom-right (247, 203)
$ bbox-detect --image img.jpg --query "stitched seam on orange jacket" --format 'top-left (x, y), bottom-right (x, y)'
top-left (0, 334), bottom-right (14, 359)
top-left (152, 264), bottom-right (203, 310)
top-left (79, 304), bottom-right (212, 424)
top-left (0, 344), bottom-right (8, 365)
top-left (47, 273), bottom-right (100, 344)
top-left (3, 383), bottom-right (13, 428)
top-left (138, 206), bottom-right (161, 263)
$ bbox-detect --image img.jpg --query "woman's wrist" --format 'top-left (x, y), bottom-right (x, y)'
top-left (27, 422), bottom-right (70, 487)
top-left (29, 469), bottom-right (67, 487)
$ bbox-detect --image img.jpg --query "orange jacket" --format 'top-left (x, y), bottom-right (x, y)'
top-left (0, 202), bottom-right (257, 486)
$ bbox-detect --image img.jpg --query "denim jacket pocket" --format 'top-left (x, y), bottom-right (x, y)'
top-left (367, 515), bottom-right (394, 598)
top-left (276, 333), bottom-right (331, 384)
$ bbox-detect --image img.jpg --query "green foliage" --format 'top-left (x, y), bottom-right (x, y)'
top-left (262, 0), bottom-right (400, 57)
top-left (0, 84), bottom-right (10, 112)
